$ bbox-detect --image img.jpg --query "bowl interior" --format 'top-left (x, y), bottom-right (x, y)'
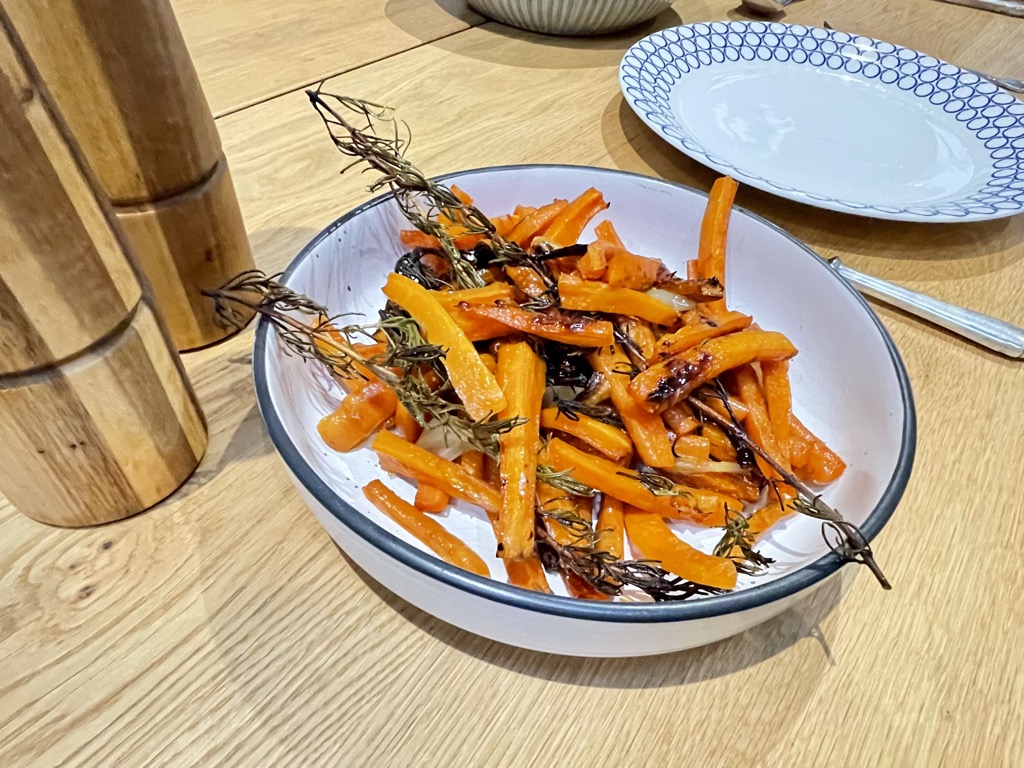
top-left (259, 165), bottom-right (912, 604)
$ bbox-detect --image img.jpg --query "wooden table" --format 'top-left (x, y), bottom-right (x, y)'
top-left (2, 1), bottom-right (1022, 765)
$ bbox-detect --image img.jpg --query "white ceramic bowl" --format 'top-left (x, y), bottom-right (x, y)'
top-left (468, 0), bottom-right (673, 36)
top-left (254, 165), bottom-right (915, 657)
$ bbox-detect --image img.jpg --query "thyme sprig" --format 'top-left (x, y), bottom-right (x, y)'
top-left (537, 465), bottom-right (597, 498)
top-left (713, 508), bottom-right (775, 576)
top-left (536, 527), bottom-right (725, 601)
top-left (622, 467), bottom-right (696, 501)
top-left (203, 271), bottom-right (522, 455)
top-left (686, 395), bottom-right (890, 589)
top-left (307, 89), bottom-right (485, 289)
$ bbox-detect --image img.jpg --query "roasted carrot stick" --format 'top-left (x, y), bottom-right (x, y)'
top-left (540, 407), bottom-right (633, 461)
top-left (697, 176), bottom-right (739, 314)
top-left (559, 276), bottom-right (680, 327)
top-left (629, 330), bottom-right (798, 409)
top-left (364, 481), bottom-right (489, 577)
top-left (604, 251), bottom-right (662, 291)
top-left (590, 344), bottom-right (675, 469)
top-left (460, 450), bottom-right (485, 481)
top-left (460, 302), bottom-right (614, 347)
top-left (394, 402), bottom-right (422, 442)
top-left (703, 423), bottom-right (738, 462)
top-left (684, 472), bottom-right (762, 503)
top-left (650, 311), bottom-right (753, 361)
top-left (318, 381), bottom-right (397, 452)
top-left (734, 364), bottom-right (788, 476)
top-left (761, 360), bottom-right (793, 468)
top-left (594, 220), bottom-right (625, 249)
top-left (673, 434), bottom-right (711, 463)
top-left (546, 438), bottom-right (741, 526)
top-left (595, 495), bottom-right (625, 560)
top-left (624, 507), bottom-right (737, 590)
top-left (372, 432), bottom-right (501, 514)
top-left (415, 483), bottom-right (450, 513)
top-left (789, 414), bottom-right (847, 483)
top-left (577, 242), bottom-right (610, 280)
top-left (496, 340), bottom-right (546, 560)
top-left (507, 199), bottom-right (568, 247)
top-left (384, 273), bottom-right (506, 420)
top-left (505, 266), bottom-right (549, 298)
top-left (543, 188), bottom-right (609, 247)
top-left (662, 405), bottom-right (700, 437)
top-left (431, 284), bottom-right (516, 341)
top-left (505, 556), bottom-right (552, 593)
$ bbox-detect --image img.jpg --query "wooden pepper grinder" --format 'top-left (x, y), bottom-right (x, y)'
top-left (0, 13), bottom-right (207, 527)
top-left (3, 0), bottom-right (256, 351)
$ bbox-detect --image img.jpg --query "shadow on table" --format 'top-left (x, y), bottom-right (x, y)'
top-left (421, 5), bottom-right (684, 70)
top-left (603, 91), bottom-right (1024, 282)
top-left (340, 546), bottom-right (849, 689)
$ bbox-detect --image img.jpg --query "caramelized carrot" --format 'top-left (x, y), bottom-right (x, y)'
top-left (697, 176), bottom-right (739, 314)
top-left (590, 345), bottom-right (675, 469)
top-left (460, 450), bottom-right (485, 481)
top-left (684, 472), bottom-right (762, 503)
top-left (507, 199), bottom-right (569, 248)
top-left (761, 360), bottom-right (793, 468)
top-left (364, 481), bottom-right (489, 577)
top-left (461, 302), bottom-right (614, 347)
top-left (384, 273), bottom-right (506, 420)
top-left (673, 434), bottom-right (711, 463)
top-left (505, 266), bottom-right (549, 298)
top-left (578, 242), bottom-right (610, 280)
top-left (505, 556), bottom-right (552, 593)
top-left (496, 341), bottom-right (546, 560)
top-left (734, 364), bottom-right (788, 476)
top-left (703, 423), bottom-right (738, 462)
top-left (650, 311), bottom-right (753, 361)
top-left (431, 284), bottom-right (515, 342)
top-left (604, 250), bottom-right (662, 291)
top-left (624, 507), bottom-right (737, 590)
top-left (318, 381), bottom-right (397, 452)
top-left (372, 432), bottom-right (501, 514)
top-left (546, 438), bottom-right (741, 526)
top-left (559, 276), bottom-right (680, 327)
top-left (394, 402), bottom-right (423, 442)
top-left (414, 483), bottom-right (450, 513)
top-left (540, 407), bottom-right (633, 461)
top-left (630, 330), bottom-right (798, 409)
top-left (662, 405), bottom-right (700, 437)
top-left (594, 220), bottom-right (625, 249)
top-left (596, 495), bottom-right (625, 560)
top-left (543, 188), bottom-right (609, 247)
top-left (789, 415), bottom-right (847, 483)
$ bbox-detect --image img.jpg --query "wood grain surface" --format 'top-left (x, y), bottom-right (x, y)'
top-left (4, 0), bottom-right (223, 204)
top-left (170, 0), bottom-right (484, 116)
top-left (116, 157), bottom-right (255, 350)
top-left (1, 0), bottom-right (1022, 765)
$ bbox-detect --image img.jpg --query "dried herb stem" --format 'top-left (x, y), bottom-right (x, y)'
top-left (686, 395), bottom-right (890, 589)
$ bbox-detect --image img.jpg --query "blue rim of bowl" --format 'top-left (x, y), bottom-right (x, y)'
top-left (253, 164), bottom-right (917, 624)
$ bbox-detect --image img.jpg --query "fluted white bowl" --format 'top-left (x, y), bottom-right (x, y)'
top-left (468, 0), bottom-right (674, 35)
top-left (254, 165), bottom-right (915, 657)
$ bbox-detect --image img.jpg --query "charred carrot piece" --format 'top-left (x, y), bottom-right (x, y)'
top-left (697, 176), bottom-right (739, 314)
top-left (624, 507), bottom-right (737, 590)
top-left (650, 311), bottom-right (753, 361)
top-left (384, 273), bottom-right (506, 420)
top-left (540, 407), bottom-right (633, 461)
top-left (364, 481), bottom-right (489, 577)
top-left (372, 432), bottom-right (501, 515)
top-left (431, 284), bottom-right (515, 341)
top-left (559, 276), bottom-right (681, 327)
top-left (546, 438), bottom-right (741, 527)
top-left (461, 302), bottom-right (614, 347)
top-left (590, 345), bottom-right (675, 469)
top-left (629, 330), bottom-right (798, 410)
top-left (318, 381), bottom-right (397, 452)
top-left (496, 341), bottom-right (546, 560)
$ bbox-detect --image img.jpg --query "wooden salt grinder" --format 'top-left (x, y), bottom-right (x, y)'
top-left (0, 13), bottom-right (207, 527)
top-left (4, 0), bottom-right (256, 351)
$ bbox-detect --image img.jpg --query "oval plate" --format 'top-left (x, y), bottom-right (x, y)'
top-left (620, 22), bottom-right (1024, 222)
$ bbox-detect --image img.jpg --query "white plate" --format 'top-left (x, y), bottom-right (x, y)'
top-left (253, 165), bottom-right (915, 656)
top-left (620, 22), bottom-right (1024, 222)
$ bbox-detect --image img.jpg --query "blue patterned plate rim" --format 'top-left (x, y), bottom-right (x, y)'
top-left (619, 21), bottom-right (1024, 223)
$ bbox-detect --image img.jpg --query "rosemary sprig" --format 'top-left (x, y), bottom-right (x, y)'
top-left (713, 508), bottom-right (775, 576)
top-left (552, 398), bottom-right (624, 428)
top-left (203, 271), bottom-right (522, 455)
top-left (621, 467), bottom-right (696, 501)
top-left (537, 465), bottom-right (597, 498)
top-left (536, 527), bottom-right (725, 601)
top-left (307, 89), bottom-right (484, 289)
top-left (686, 395), bottom-right (891, 589)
